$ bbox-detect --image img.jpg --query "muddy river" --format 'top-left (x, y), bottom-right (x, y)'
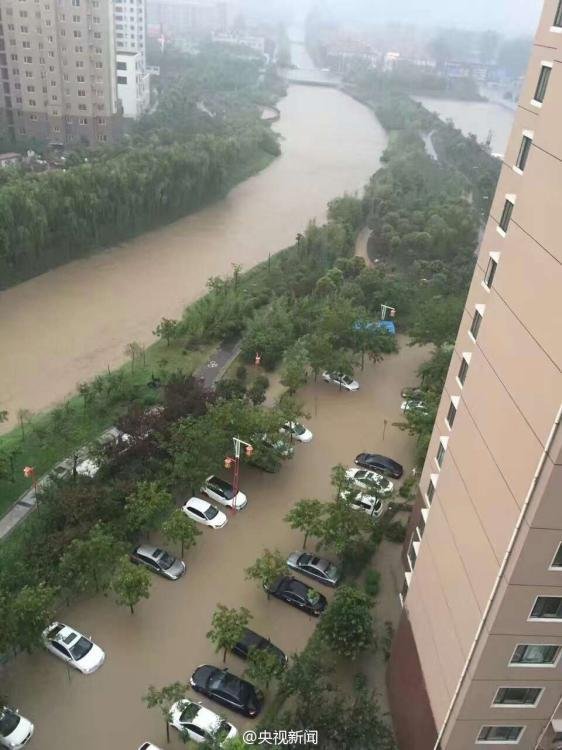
top-left (2, 337), bottom-right (430, 750)
top-left (0, 55), bottom-right (387, 434)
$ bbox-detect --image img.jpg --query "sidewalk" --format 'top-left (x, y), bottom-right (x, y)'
top-left (0, 343), bottom-right (241, 541)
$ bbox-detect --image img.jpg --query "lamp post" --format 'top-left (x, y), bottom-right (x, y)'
top-left (224, 437), bottom-right (253, 503)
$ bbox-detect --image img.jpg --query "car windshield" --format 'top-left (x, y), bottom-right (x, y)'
top-left (70, 636), bottom-right (93, 661)
top-left (204, 506), bottom-right (219, 520)
top-left (298, 553), bottom-right (312, 566)
top-left (210, 478), bottom-right (234, 499)
top-left (293, 423), bottom-right (305, 435)
top-left (158, 551), bottom-right (175, 570)
top-left (341, 375), bottom-right (353, 384)
top-left (179, 702), bottom-right (199, 723)
top-left (326, 564), bottom-right (338, 579)
top-left (0, 708), bottom-right (20, 737)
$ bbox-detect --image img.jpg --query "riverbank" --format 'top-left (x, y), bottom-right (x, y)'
top-left (0, 83), bottom-right (387, 435)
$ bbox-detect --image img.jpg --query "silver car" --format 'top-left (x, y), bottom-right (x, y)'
top-left (287, 551), bottom-right (340, 587)
top-left (130, 545), bottom-right (186, 580)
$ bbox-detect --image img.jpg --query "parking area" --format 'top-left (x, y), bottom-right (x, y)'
top-left (2, 336), bottom-right (430, 750)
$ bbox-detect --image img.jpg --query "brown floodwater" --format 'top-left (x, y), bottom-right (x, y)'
top-left (2, 336), bottom-right (431, 750)
top-left (0, 80), bottom-right (387, 434)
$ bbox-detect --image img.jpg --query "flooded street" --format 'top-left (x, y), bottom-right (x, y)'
top-left (0, 81), bottom-right (386, 434)
top-left (3, 336), bottom-right (430, 750)
top-left (414, 96), bottom-right (515, 155)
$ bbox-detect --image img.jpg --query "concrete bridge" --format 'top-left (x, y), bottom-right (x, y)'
top-left (283, 68), bottom-right (341, 89)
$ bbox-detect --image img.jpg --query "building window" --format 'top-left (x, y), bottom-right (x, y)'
top-left (470, 309), bottom-right (483, 340)
top-left (555, 0), bottom-right (562, 27)
top-left (407, 535), bottom-right (417, 570)
top-left (117, 61), bottom-right (127, 70)
top-left (493, 687), bottom-right (542, 707)
top-left (458, 356), bottom-right (469, 386)
top-left (22, 41), bottom-right (31, 48)
top-left (79, 117), bottom-right (88, 124)
top-left (499, 199), bottom-right (514, 233)
top-left (73, 30), bottom-right (82, 38)
top-left (117, 75), bottom-right (127, 84)
top-left (530, 596), bottom-right (562, 620)
top-left (477, 726), bottom-right (524, 744)
top-left (514, 644), bottom-right (562, 665)
top-left (446, 400), bottom-right (457, 429)
top-left (426, 478), bottom-right (435, 505)
top-left (95, 61), bottom-right (103, 68)
top-left (550, 543), bottom-right (562, 569)
top-left (516, 135), bottom-right (532, 171)
top-left (436, 441), bottom-right (446, 468)
top-left (28, 99), bottom-right (36, 105)
top-left (78, 103), bottom-right (87, 110)
top-left (72, 14), bottom-right (80, 22)
top-left (76, 74), bottom-right (85, 82)
top-left (533, 65), bottom-right (552, 104)
top-left (484, 257), bottom-right (498, 289)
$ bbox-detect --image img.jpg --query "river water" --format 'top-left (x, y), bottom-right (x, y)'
top-left (0, 50), bottom-right (387, 434)
top-left (414, 96), bottom-right (515, 155)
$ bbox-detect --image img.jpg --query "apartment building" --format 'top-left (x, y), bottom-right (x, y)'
top-left (387, 2), bottom-right (562, 749)
top-left (113, 0), bottom-right (150, 118)
top-left (0, 0), bottom-right (121, 145)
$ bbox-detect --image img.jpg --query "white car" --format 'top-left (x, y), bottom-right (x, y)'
top-left (42, 622), bottom-right (105, 674)
top-left (321, 372), bottom-right (359, 391)
top-left (169, 699), bottom-right (237, 746)
top-left (0, 706), bottom-right (34, 749)
top-left (280, 421), bottom-right (313, 443)
top-left (181, 497), bottom-right (228, 529)
top-left (345, 467), bottom-right (394, 498)
top-left (341, 490), bottom-right (386, 519)
top-left (401, 399), bottom-right (428, 415)
top-left (138, 744), bottom-right (164, 750)
top-left (201, 475), bottom-right (247, 510)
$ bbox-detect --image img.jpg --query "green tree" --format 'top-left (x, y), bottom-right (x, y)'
top-left (143, 682), bottom-right (188, 743)
top-left (318, 495), bottom-right (371, 557)
top-left (161, 509), bottom-right (201, 557)
top-left (284, 499), bottom-right (325, 549)
top-left (245, 549), bottom-right (288, 596)
top-left (317, 585), bottom-right (374, 660)
top-left (9, 583), bottom-right (57, 654)
top-left (207, 604), bottom-right (252, 662)
top-left (124, 341), bottom-right (143, 373)
top-left (112, 556), bottom-right (152, 614)
top-left (16, 408), bottom-right (32, 440)
top-left (168, 415), bottom-right (228, 494)
top-left (245, 646), bottom-right (284, 696)
top-left (280, 340), bottom-right (309, 395)
top-left (153, 317), bottom-right (179, 346)
top-left (305, 333), bottom-right (335, 381)
top-left (58, 523), bottom-right (126, 596)
top-left (246, 374), bottom-right (269, 405)
top-left (125, 481), bottom-right (173, 536)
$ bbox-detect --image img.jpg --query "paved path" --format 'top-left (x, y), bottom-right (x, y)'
top-left (355, 226), bottom-right (374, 267)
top-left (0, 344), bottom-right (240, 542)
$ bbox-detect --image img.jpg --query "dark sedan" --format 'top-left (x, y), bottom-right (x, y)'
top-left (355, 453), bottom-right (403, 479)
top-left (190, 665), bottom-right (264, 718)
top-left (231, 628), bottom-right (287, 667)
top-left (265, 576), bottom-right (327, 616)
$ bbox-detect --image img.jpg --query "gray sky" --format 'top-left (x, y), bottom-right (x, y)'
top-left (314, 0), bottom-right (543, 35)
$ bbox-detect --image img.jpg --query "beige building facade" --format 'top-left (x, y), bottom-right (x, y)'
top-left (387, 1), bottom-right (562, 749)
top-left (0, 0), bottom-right (121, 145)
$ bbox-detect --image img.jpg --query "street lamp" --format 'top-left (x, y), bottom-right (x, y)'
top-left (224, 437), bottom-right (253, 502)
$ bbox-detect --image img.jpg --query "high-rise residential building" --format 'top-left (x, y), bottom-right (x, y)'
top-left (114, 0), bottom-right (150, 118)
top-left (387, 1), bottom-right (562, 749)
top-left (0, 0), bottom-right (122, 145)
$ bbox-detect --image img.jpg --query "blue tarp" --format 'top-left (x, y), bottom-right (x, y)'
top-left (353, 320), bottom-right (396, 336)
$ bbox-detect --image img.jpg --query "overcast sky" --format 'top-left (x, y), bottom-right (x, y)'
top-left (314, 0), bottom-right (543, 35)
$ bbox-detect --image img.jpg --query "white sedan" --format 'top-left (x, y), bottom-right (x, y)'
top-left (321, 372), bottom-right (359, 391)
top-left (401, 399), bottom-right (428, 415)
top-left (181, 497), bottom-right (228, 529)
top-left (341, 490), bottom-right (386, 519)
top-left (0, 706), bottom-right (34, 749)
top-left (42, 622), bottom-right (105, 674)
top-left (345, 467), bottom-right (394, 498)
top-left (280, 421), bottom-right (313, 443)
top-left (201, 475), bottom-right (247, 510)
top-left (169, 700), bottom-right (237, 746)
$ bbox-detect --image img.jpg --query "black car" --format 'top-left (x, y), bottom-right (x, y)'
top-left (265, 576), bottom-right (327, 617)
top-left (355, 453), bottom-right (403, 479)
top-left (190, 665), bottom-right (264, 718)
top-left (231, 628), bottom-right (287, 667)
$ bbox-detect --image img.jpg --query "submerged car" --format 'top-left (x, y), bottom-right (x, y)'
top-left (0, 706), bottom-right (34, 749)
top-left (169, 699), bottom-right (237, 745)
top-left (265, 576), bottom-right (327, 616)
top-left (42, 622), bottom-right (105, 674)
top-left (181, 497), bottom-right (228, 529)
top-left (345, 467), bottom-right (394, 498)
top-left (341, 490), bottom-right (386, 519)
top-left (137, 744), bottom-right (163, 750)
top-left (280, 421), bottom-right (313, 443)
top-left (321, 372), bottom-right (359, 391)
top-left (201, 475), bottom-right (247, 510)
top-left (287, 551), bottom-right (340, 587)
top-left (190, 665), bottom-right (264, 718)
top-left (354, 453), bottom-right (403, 479)
top-left (231, 628), bottom-right (287, 667)
top-left (401, 399), bottom-right (428, 415)
top-left (130, 544), bottom-right (186, 580)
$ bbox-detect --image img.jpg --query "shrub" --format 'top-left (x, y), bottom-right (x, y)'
top-left (235, 365), bottom-right (247, 382)
top-left (364, 569), bottom-right (381, 600)
top-left (384, 521), bottom-right (406, 544)
top-left (341, 538), bottom-right (378, 579)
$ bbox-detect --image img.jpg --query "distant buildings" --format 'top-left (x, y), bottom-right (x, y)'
top-left (146, 0), bottom-right (233, 38)
top-left (114, 0), bottom-right (151, 119)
